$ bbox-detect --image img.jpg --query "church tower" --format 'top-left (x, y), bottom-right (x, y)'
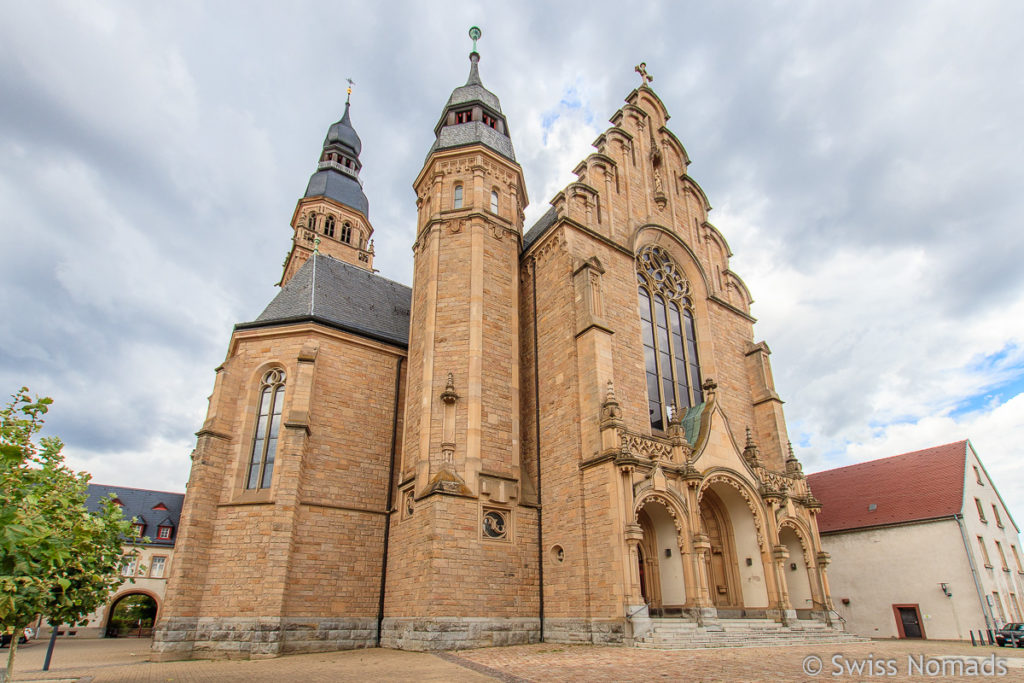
top-left (282, 84), bottom-right (375, 284)
top-left (152, 90), bottom-right (410, 661)
top-left (381, 29), bottom-right (540, 649)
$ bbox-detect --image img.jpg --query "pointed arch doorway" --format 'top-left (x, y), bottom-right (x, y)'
top-left (699, 489), bottom-right (742, 609)
top-left (637, 499), bottom-right (687, 615)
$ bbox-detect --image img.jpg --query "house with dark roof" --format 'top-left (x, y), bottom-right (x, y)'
top-left (40, 485), bottom-right (185, 639)
top-left (807, 441), bottom-right (1024, 640)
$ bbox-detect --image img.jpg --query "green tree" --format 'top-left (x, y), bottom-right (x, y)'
top-left (0, 388), bottom-right (137, 683)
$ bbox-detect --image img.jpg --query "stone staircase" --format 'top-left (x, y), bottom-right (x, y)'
top-left (634, 617), bottom-right (869, 650)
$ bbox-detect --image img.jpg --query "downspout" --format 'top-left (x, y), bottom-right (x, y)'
top-left (955, 513), bottom-right (993, 630)
top-left (531, 258), bottom-right (545, 642)
top-left (376, 355), bottom-right (404, 646)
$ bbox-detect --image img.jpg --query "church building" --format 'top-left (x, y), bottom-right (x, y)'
top-left (152, 34), bottom-right (841, 659)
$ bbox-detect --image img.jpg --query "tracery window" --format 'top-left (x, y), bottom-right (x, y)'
top-left (246, 369), bottom-right (285, 490)
top-left (340, 221), bottom-right (352, 244)
top-left (324, 215), bottom-right (335, 238)
top-left (308, 213), bottom-right (317, 231)
top-left (636, 245), bottom-right (702, 431)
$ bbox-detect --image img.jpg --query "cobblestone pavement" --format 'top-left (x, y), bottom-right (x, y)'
top-left (453, 640), bottom-right (1024, 682)
top-left (3, 637), bottom-right (1023, 682)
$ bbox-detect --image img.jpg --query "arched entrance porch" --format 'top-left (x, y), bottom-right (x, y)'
top-left (635, 497), bottom-right (688, 616)
top-left (696, 477), bottom-right (770, 615)
top-left (779, 523), bottom-right (816, 617)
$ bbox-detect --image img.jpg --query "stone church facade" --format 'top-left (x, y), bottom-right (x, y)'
top-left (152, 45), bottom-right (836, 659)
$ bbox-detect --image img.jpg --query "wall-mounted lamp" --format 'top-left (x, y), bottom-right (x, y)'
top-left (940, 583), bottom-right (952, 597)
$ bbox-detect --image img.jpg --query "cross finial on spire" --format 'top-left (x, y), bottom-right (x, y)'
top-left (635, 62), bottom-right (653, 86)
top-left (345, 78), bottom-right (354, 105)
top-left (469, 26), bottom-right (482, 53)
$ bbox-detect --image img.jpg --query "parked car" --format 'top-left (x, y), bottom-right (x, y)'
top-left (0, 627), bottom-right (31, 647)
top-left (996, 623), bottom-right (1024, 647)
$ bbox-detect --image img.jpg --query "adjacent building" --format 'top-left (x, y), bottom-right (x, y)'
top-left (153, 40), bottom-right (840, 659)
top-left (807, 440), bottom-right (1024, 640)
top-left (40, 485), bottom-right (185, 638)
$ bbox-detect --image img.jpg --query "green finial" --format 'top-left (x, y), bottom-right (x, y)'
top-left (469, 26), bottom-right (481, 53)
top-left (313, 237), bottom-right (321, 254)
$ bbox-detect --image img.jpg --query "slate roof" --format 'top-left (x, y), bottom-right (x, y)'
top-left (429, 53), bottom-right (516, 163)
top-left (522, 207), bottom-right (559, 251)
top-left (85, 484), bottom-right (185, 548)
top-left (239, 253), bottom-right (412, 347)
top-left (806, 441), bottom-right (968, 534)
top-left (304, 170), bottom-right (369, 216)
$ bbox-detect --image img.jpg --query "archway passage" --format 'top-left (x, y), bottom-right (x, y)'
top-left (699, 489), bottom-right (741, 608)
top-left (105, 593), bottom-right (158, 638)
top-left (779, 526), bottom-right (814, 616)
top-left (637, 500), bottom-right (687, 615)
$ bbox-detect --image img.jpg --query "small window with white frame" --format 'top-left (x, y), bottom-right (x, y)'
top-left (150, 556), bottom-right (167, 579)
top-left (157, 526), bottom-right (172, 540)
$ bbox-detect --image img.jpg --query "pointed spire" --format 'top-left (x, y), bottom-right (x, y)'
top-left (428, 26), bottom-right (516, 162)
top-left (303, 77), bottom-right (369, 216)
top-left (466, 52), bottom-right (483, 86)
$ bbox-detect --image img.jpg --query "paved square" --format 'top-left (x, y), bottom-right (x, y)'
top-left (3, 638), bottom-right (1023, 682)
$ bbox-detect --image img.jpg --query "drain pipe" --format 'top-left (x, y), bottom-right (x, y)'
top-left (531, 258), bottom-right (545, 642)
top-left (955, 513), bottom-right (993, 630)
top-left (376, 356), bottom-right (404, 646)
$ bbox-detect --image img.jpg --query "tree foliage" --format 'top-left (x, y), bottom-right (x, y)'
top-left (0, 388), bottom-right (139, 682)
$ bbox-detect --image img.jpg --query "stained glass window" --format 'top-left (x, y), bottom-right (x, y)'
top-left (636, 245), bottom-right (702, 430)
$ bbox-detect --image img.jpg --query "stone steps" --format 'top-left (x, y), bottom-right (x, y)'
top-left (634, 618), bottom-right (869, 650)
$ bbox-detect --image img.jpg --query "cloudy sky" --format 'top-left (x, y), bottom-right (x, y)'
top-left (2, 2), bottom-right (1022, 519)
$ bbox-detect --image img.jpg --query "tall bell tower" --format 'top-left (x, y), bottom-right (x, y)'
top-left (382, 28), bottom-right (539, 649)
top-left (281, 82), bottom-right (376, 285)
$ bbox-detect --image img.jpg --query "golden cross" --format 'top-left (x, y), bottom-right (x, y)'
top-left (635, 62), bottom-right (653, 86)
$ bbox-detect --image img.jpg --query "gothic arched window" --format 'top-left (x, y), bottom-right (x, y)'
top-left (308, 213), bottom-right (317, 231)
top-left (454, 184), bottom-right (463, 209)
top-left (340, 221), bottom-right (352, 244)
top-left (324, 215), bottom-right (335, 238)
top-left (636, 245), bottom-right (702, 431)
top-left (246, 369), bottom-right (285, 490)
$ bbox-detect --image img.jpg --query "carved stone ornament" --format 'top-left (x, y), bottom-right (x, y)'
top-left (440, 372), bottom-right (459, 404)
top-left (619, 428), bottom-right (673, 461)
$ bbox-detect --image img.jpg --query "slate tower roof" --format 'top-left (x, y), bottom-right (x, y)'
top-left (428, 47), bottom-right (516, 162)
top-left (239, 253), bottom-right (411, 347)
top-left (304, 97), bottom-right (370, 216)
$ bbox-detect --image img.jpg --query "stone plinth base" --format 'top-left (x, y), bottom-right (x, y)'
top-left (542, 618), bottom-right (627, 645)
top-left (380, 617), bottom-right (540, 651)
top-left (150, 616), bottom-right (377, 661)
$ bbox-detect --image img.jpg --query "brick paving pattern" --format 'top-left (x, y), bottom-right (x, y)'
top-left (4, 638), bottom-right (1023, 682)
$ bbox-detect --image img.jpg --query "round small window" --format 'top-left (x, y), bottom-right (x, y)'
top-left (482, 510), bottom-right (507, 539)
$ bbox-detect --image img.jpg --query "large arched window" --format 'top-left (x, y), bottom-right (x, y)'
top-left (636, 245), bottom-right (702, 431)
top-left (246, 369), bottom-right (285, 490)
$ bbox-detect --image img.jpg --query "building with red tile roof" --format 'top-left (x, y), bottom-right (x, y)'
top-left (807, 441), bottom-right (1024, 641)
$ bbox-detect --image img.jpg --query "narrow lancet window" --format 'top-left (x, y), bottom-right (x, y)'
top-left (490, 190), bottom-right (499, 214)
top-left (324, 215), bottom-right (335, 238)
top-left (454, 184), bottom-right (464, 209)
top-left (636, 245), bottom-right (702, 430)
top-left (246, 369), bottom-right (285, 490)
